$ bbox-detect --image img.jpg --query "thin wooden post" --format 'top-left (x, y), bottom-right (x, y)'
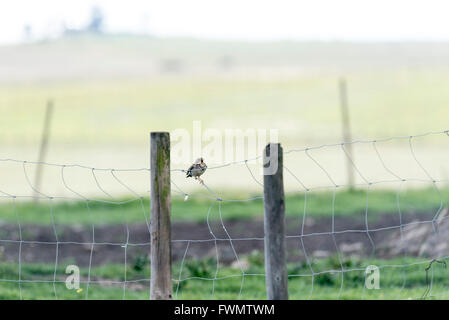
top-left (263, 143), bottom-right (288, 300)
top-left (339, 78), bottom-right (355, 189)
top-left (33, 99), bottom-right (54, 202)
top-left (150, 132), bottom-right (172, 300)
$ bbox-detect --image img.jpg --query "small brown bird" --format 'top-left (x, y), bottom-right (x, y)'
top-left (186, 157), bottom-right (207, 184)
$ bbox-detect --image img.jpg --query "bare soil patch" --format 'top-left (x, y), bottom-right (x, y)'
top-left (0, 211), bottom-right (436, 267)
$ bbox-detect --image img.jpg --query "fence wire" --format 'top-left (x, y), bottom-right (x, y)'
top-left (1, 129), bottom-right (449, 299)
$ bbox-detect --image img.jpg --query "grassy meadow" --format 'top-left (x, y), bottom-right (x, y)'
top-left (3, 68), bottom-right (449, 149)
top-left (0, 255), bottom-right (447, 300)
top-left (0, 187), bottom-right (448, 300)
top-left (0, 187), bottom-right (444, 225)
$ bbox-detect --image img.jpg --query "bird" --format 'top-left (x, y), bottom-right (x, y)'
top-left (186, 157), bottom-right (207, 184)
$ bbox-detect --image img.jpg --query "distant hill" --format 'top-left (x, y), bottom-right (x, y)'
top-left (1, 34), bottom-right (449, 84)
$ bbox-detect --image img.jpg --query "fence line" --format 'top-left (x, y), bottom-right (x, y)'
top-left (0, 129), bottom-right (449, 299)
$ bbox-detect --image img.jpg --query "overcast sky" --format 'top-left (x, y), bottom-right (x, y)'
top-left (1, 0), bottom-right (449, 44)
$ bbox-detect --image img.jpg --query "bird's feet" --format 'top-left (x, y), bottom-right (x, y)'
top-left (199, 178), bottom-right (204, 185)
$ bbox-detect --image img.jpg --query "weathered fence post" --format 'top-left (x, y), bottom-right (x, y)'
top-left (150, 132), bottom-right (172, 300)
top-left (263, 143), bottom-right (288, 300)
top-left (33, 99), bottom-right (54, 202)
top-left (339, 78), bottom-right (355, 189)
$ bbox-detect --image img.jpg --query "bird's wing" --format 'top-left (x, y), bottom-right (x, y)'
top-left (186, 163), bottom-right (200, 177)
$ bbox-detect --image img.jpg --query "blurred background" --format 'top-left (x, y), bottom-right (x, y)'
top-left (2, 0), bottom-right (449, 195)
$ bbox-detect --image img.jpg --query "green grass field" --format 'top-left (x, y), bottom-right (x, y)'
top-left (0, 255), bottom-right (447, 300)
top-left (3, 69), bottom-right (449, 148)
top-left (0, 187), bottom-right (448, 300)
top-left (0, 187), bottom-right (445, 225)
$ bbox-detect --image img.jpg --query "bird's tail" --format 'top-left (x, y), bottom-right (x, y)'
top-left (186, 170), bottom-right (192, 178)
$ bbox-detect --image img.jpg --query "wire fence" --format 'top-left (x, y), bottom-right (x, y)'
top-left (1, 130), bottom-right (449, 299)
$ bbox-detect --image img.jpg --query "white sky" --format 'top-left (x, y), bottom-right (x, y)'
top-left (1, 0), bottom-right (449, 44)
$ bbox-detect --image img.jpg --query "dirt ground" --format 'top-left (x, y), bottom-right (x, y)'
top-left (0, 211), bottom-right (436, 267)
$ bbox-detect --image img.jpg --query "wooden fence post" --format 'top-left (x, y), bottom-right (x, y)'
top-left (33, 99), bottom-right (54, 202)
top-left (150, 132), bottom-right (172, 300)
top-left (263, 143), bottom-right (288, 300)
top-left (339, 78), bottom-right (355, 189)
